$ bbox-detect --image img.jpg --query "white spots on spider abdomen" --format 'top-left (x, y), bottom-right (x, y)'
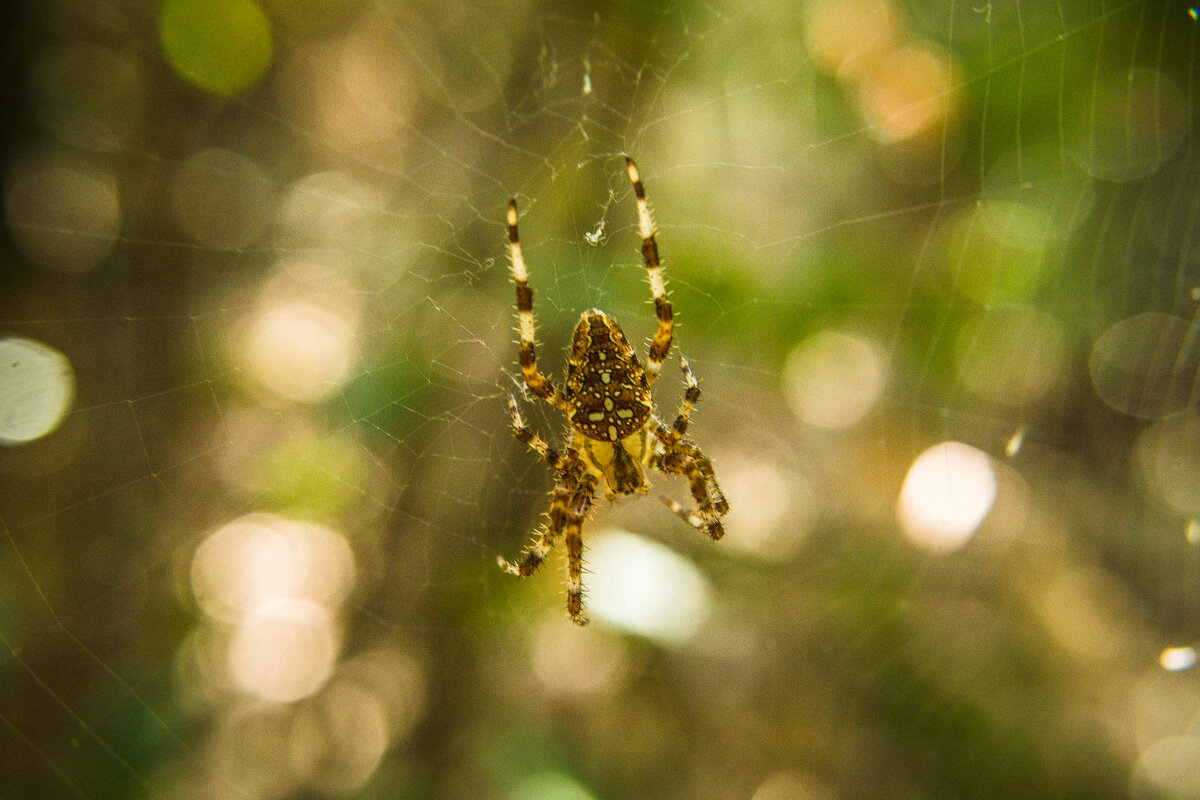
top-left (565, 310), bottom-right (652, 441)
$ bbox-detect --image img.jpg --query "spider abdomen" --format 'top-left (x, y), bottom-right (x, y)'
top-left (565, 309), bottom-right (653, 441)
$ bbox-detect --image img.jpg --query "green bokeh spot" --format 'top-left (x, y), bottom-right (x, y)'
top-left (160, 0), bottom-right (274, 96)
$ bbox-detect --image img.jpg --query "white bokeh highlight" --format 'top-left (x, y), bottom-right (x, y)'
top-left (0, 337), bottom-right (75, 445)
top-left (897, 441), bottom-right (996, 552)
top-left (783, 330), bottom-right (884, 429)
top-left (586, 529), bottom-right (711, 643)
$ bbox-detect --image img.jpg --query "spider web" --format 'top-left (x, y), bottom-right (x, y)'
top-left (3, 0), bottom-right (1200, 798)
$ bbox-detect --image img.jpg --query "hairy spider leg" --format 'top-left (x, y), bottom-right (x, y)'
top-left (497, 471), bottom-right (576, 578)
top-left (564, 474), bottom-right (597, 624)
top-left (626, 158), bottom-right (673, 385)
top-left (508, 201), bottom-right (567, 410)
top-left (507, 394), bottom-right (570, 470)
top-left (652, 444), bottom-right (727, 541)
top-left (661, 356), bottom-right (700, 444)
top-left (500, 404), bottom-right (587, 577)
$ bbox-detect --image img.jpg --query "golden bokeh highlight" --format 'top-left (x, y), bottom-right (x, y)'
top-left (191, 513), bottom-right (356, 624)
top-left (859, 45), bottom-right (959, 143)
top-left (1090, 313), bottom-right (1194, 419)
top-left (171, 149), bottom-right (275, 249)
top-left (30, 43), bottom-right (145, 152)
top-left (719, 453), bottom-right (814, 561)
top-left (782, 330), bottom-right (884, 429)
top-left (241, 261), bottom-right (362, 403)
top-left (279, 19), bottom-right (420, 151)
top-left (1033, 567), bottom-right (1136, 663)
top-left (190, 514), bottom-right (355, 703)
top-left (751, 771), bottom-right (836, 800)
top-left (276, 171), bottom-right (390, 273)
top-left (1136, 413), bottom-right (1200, 517)
top-left (228, 597), bottom-right (340, 702)
top-left (806, 0), bottom-right (963, 148)
top-left (532, 616), bottom-right (631, 697)
top-left (5, 151), bottom-right (120, 274)
top-left (1131, 736), bottom-right (1200, 800)
top-left (288, 677), bottom-right (390, 791)
top-left (955, 306), bottom-right (1068, 406)
top-left (1160, 647), bottom-right (1198, 672)
top-left (804, 0), bottom-right (902, 82)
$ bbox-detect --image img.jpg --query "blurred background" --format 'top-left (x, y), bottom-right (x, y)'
top-left (2, 0), bottom-right (1200, 797)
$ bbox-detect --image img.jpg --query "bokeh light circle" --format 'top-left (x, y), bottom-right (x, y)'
top-left (1131, 736), bottom-right (1200, 800)
top-left (5, 153), bottom-right (121, 274)
top-left (1090, 313), bottom-right (1195, 419)
top-left (1136, 413), bottom-right (1200, 516)
top-left (1072, 68), bottom-right (1188, 182)
top-left (191, 513), bottom-right (356, 624)
top-left (0, 338), bottom-right (75, 445)
top-left (955, 305), bottom-right (1068, 406)
top-left (897, 441), bottom-right (996, 552)
top-left (160, 0), bottom-right (274, 96)
top-left (227, 597), bottom-right (339, 702)
top-left (171, 148), bottom-right (274, 249)
top-left (803, 0), bottom-right (902, 82)
top-left (244, 300), bottom-right (358, 403)
top-left (587, 529), bottom-right (711, 643)
top-left (30, 43), bottom-right (145, 151)
top-left (859, 44), bottom-right (960, 143)
top-left (782, 330), bottom-right (884, 429)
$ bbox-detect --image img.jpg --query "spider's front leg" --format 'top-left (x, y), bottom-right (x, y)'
top-left (508, 201), bottom-right (567, 411)
top-left (626, 158), bottom-right (673, 384)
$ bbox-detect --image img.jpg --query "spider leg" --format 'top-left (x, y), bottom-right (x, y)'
top-left (564, 474), bottom-right (598, 625)
top-left (658, 356), bottom-right (700, 445)
top-left (626, 158), bottom-right (673, 385)
top-left (508, 395), bottom-right (572, 470)
top-left (652, 443), bottom-right (728, 541)
top-left (498, 472), bottom-right (577, 577)
top-left (508, 200), bottom-right (567, 410)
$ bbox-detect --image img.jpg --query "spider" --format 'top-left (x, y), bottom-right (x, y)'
top-left (498, 157), bottom-right (729, 625)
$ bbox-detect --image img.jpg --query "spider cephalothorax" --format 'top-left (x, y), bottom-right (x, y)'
top-left (499, 158), bottom-right (728, 624)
